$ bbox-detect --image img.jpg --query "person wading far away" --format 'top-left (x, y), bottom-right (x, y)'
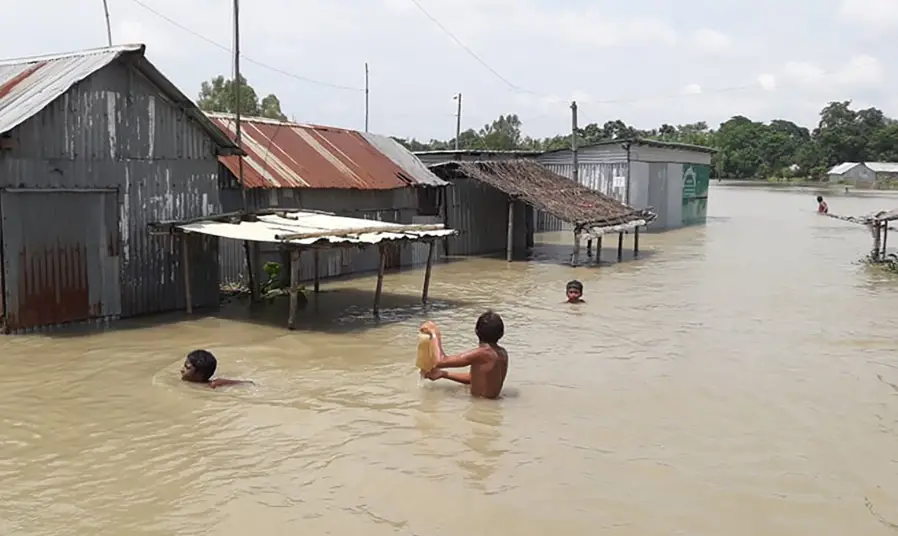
top-left (420, 312), bottom-right (508, 399)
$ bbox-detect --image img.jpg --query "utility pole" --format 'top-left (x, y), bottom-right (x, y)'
top-left (364, 63), bottom-right (369, 132)
top-left (233, 0), bottom-right (245, 211)
top-left (102, 0), bottom-right (112, 46)
top-left (454, 93), bottom-right (462, 150)
top-left (234, 0), bottom-right (257, 300)
top-left (571, 101), bottom-right (578, 184)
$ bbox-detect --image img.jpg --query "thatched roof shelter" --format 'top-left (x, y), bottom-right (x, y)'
top-left (429, 159), bottom-right (655, 232)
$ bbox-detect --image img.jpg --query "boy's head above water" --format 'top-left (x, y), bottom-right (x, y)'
top-left (181, 349), bottom-right (217, 383)
top-left (566, 280), bottom-right (583, 302)
top-left (475, 310), bottom-right (504, 344)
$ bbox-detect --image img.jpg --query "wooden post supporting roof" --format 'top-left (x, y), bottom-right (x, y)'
top-left (506, 201), bottom-right (514, 262)
top-left (287, 248), bottom-right (301, 329)
top-left (634, 227), bottom-right (640, 256)
top-left (313, 250), bottom-right (320, 293)
top-left (373, 245), bottom-right (386, 316)
top-left (422, 240), bottom-right (435, 304)
top-left (617, 232), bottom-right (624, 262)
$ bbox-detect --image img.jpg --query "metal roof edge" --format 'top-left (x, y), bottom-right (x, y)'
top-left (0, 43), bottom-right (145, 66)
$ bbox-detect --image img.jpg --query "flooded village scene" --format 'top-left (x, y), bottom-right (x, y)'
top-left (4, 1), bottom-right (898, 535)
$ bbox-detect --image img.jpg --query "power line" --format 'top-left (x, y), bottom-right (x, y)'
top-left (407, 0), bottom-right (534, 94)
top-left (126, 0), bottom-right (364, 91)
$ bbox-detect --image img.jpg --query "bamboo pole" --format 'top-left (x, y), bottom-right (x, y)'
top-left (882, 222), bottom-right (889, 257)
top-left (617, 232), bottom-right (624, 262)
top-left (373, 246), bottom-right (386, 316)
top-left (287, 248), bottom-right (301, 329)
top-left (595, 236), bottom-right (602, 264)
top-left (571, 231), bottom-right (581, 266)
top-left (422, 240), bottom-right (434, 303)
top-left (506, 201), bottom-right (514, 262)
top-left (633, 226), bottom-right (640, 256)
top-left (275, 223), bottom-right (446, 241)
top-left (182, 234), bottom-right (192, 314)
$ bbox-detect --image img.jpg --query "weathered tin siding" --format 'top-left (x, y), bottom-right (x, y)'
top-left (414, 151), bottom-right (540, 166)
top-left (217, 184), bottom-right (442, 285)
top-left (0, 61), bottom-right (220, 331)
top-left (443, 179), bottom-right (529, 257)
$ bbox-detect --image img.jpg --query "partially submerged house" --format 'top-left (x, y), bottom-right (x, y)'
top-left (827, 162), bottom-right (898, 187)
top-left (206, 114), bottom-right (448, 285)
top-left (428, 160), bottom-right (655, 264)
top-left (538, 138), bottom-right (715, 231)
top-left (0, 44), bottom-right (240, 333)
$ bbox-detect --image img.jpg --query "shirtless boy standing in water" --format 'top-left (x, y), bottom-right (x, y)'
top-left (421, 311), bottom-right (508, 399)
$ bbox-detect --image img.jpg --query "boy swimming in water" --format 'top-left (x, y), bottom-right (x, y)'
top-left (817, 195), bottom-right (829, 214)
top-left (180, 349), bottom-right (252, 389)
top-left (421, 311), bottom-right (508, 399)
top-left (565, 280), bottom-right (584, 303)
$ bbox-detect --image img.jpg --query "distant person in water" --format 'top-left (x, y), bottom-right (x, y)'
top-left (565, 280), bottom-right (584, 303)
top-left (817, 195), bottom-right (829, 214)
top-left (181, 349), bottom-right (252, 389)
top-left (421, 312), bottom-right (508, 399)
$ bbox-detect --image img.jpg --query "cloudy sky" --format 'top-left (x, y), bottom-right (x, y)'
top-left (2, 0), bottom-right (896, 140)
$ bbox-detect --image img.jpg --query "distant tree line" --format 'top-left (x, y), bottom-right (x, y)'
top-left (392, 101), bottom-right (898, 180)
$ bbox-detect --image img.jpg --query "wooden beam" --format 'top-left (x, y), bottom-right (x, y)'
top-left (251, 241), bottom-right (261, 302)
top-left (373, 246), bottom-right (386, 316)
top-left (633, 226), bottom-right (640, 256)
top-left (571, 231), bottom-right (581, 266)
top-left (182, 234), bottom-right (192, 314)
top-left (422, 240), bottom-right (435, 304)
top-left (586, 238), bottom-right (592, 257)
top-left (617, 232), bottom-right (624, 262)
top-left (883, 221), bottom-right (889, 257)
top-left (506, 201), bottom-right (514, 262)
top-left (287, 248), bottom-right (301, 329)
top-left (595, 236), bottom-right (602, 264)
top-left (873, 223), bottom-right (882, 261)
top-left (313, 250), bottom-right (320, 293)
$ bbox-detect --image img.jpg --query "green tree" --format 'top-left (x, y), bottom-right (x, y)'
top-left (197, 75), bottom-right (287, 121)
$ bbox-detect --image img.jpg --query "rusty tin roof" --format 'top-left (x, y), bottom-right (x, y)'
top-left (207, 113), bottom-right (447, 189)
top-left (0, 44), bottom-right (240, 154)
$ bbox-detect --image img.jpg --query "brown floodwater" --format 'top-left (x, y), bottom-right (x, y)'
top-left (1, 186), bottom-right (898, 535)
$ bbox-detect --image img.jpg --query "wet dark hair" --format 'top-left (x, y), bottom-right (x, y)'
top-left (817, 195), bottom-right (824, 202)
top-left (186, 349), bottom-right (217, 381)
top-left (566, 280), bottom-right (583, 292)
top-left (475, 310), bottom-right (504, 344)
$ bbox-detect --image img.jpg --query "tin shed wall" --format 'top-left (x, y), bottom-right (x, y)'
top-left (443, 178), bottom-right (528, 257)
top-left (0, 61), bottom-right (221, 328)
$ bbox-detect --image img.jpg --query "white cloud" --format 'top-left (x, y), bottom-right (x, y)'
top-left (838, 0), bottom-right (898, 31)
top-left (690, 28), bottom-right (731, 53)
top-left (780, 55), bottom-right (883, 89)
top-left (757, 73), bottom-right (777, 91)
top-left (682, 83), bottom-right (702, 95)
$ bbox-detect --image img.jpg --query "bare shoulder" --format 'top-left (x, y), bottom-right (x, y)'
top-left (493, 345), bottom-right (508, 361)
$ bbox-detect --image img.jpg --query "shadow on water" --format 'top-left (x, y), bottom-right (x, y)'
top-left (35, 288), bottom-right (472, 339)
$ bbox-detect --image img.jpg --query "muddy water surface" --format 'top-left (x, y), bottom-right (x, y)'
top-left (2, 186), bottom-right (898, 535)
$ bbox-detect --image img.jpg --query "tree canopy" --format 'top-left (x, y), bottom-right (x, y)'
top-left (197, 75), bottom-right (287, 121)
top-left (392, 101), bottom-right (898, 180)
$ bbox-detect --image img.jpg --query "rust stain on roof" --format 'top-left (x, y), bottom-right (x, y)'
top-left (0, 61), bottom-right (46, 101)
top-left (208, 114), bottom-right (443, 189)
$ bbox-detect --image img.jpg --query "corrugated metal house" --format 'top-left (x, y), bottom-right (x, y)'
top-left (828, 162), bottom-right (898, 188)
top-left (206, 114), bottom-right (448, 284)
top-left (428, 160), bottom-right (654, 259)
top-left (0, 44), bottom-right (240, 333)
top-left (538, 138), bottom-right (715, 231)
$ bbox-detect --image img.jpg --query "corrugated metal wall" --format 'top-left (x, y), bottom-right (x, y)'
top-left (0, 61), bottom-right (221, 331)
top-left (217, 185), bottom-right (444, 286)
top-left (443, 179), bottom-right (529, 257)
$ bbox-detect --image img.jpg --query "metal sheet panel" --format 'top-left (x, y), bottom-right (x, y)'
top-left (444, 178), bottom-right (513, 256)
top-left (631, 145), bottom-right (713, 165)
top-left (647, 163), bottom-right (669, 230)
top-left (209, 114), bottom-right (445, 189)
top-left (1, 190), bottom-right (120, 330)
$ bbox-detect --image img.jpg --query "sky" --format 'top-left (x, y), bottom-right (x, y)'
top-left (2, 0), bottom-right (897, 141)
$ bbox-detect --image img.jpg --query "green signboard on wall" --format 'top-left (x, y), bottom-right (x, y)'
top-left (682, 164), bottom-right (709, 226)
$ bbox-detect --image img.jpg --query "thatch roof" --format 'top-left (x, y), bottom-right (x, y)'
top-left (429, 160), bottom-right (656, 230)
